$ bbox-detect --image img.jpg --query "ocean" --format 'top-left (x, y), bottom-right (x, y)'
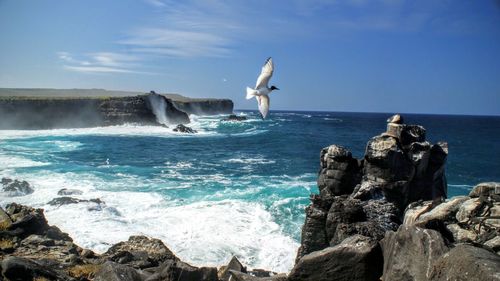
top-left (0, 110), bottom-right (499, 272)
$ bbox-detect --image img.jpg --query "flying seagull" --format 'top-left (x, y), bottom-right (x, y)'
top-left (246, 57), bottom-right (279, 119)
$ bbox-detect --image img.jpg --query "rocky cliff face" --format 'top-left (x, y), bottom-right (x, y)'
top-left (0, 91), bottom-right (232, 129)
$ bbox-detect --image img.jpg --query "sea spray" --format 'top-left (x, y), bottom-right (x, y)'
top-left (147, 94), bottom-right (169, 125)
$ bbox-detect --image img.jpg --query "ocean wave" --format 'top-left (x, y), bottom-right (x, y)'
top-left (323, 118), bottom-right (343, 122)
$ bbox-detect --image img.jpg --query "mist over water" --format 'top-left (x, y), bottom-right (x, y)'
top-left (0, 111), bottom-right (499, 272)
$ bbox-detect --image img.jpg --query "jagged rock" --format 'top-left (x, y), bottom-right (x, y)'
top-left (222, 114), bottom-right (247, 121)
top-left (1, 256), bottom-right (64, 280)
top-left (289, 235), bottom-right (383, 281)
top-left (94, 261), bottom-right (144, 281)
top-left (1, 178), bottom-right (34, 196)
top-left (469, 182), bottom-right (500, 198)
top-left (326, 197), bottom-right (399, 246)
top-left (381, 225), bottom-right (449, 281)
top-left (400, 125), bottom-right (426, 146)
top-left (104, 236), bottom-right (178, 269)
top-left (426, 142), bottom-right (448, 199)
top-left (484, 236), bottom-right (500, 253)
top-left (173, 124), bottom-right (197, 134)
top-left (295, 195), bottom-right (329, 262)
top-left (428, 244), bottom-right (500, 281)
top-left (144, 259), bottom-right (217, 281)
top-left (57, 188), bottom-right (83, 196)
top-left (4, 203), bottom-right (49, 238)
top-left (228, 270), bottom-right (287, 281)
top-left (47, 196), bottom-right (104, 206)
top-left (218, 256), bottom-right (246, 281)
top-left (317, 145), bottom-right (361, 197)
top-left (446, 224), bottom-right (477, 243)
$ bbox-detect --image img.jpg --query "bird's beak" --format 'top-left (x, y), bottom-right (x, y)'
top-left (275, 87), bottom-right (280, 90)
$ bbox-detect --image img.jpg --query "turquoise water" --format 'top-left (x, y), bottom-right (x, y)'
top-left (0, 111), bottom-right (499, 271)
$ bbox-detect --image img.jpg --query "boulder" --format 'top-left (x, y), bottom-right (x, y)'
top-left (173, 124), bottom-right (197, 134)
top-left (381, 225), bottom-right (449, 281)
top-left (4, 203), bottom-right (49, 238)
top-left (104, 235), bottom-right (178, 269)
top-left (94, 261), bottom-right (144, 281)
top-left (387, 114), bottom-right (404, 124)
top-left (289, 235), bottom-right (383, 281)
top-left (403, 196), bottom-right (469, 226)
top-left (469, 182), bottom-right (500, 198)
top-left (428, 244), bottom-right (500, 281)
top-left (145, 259), bottom-right (217, 281)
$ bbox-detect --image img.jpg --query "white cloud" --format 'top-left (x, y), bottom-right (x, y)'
top-left (58, 51), bottom-right (149, 74)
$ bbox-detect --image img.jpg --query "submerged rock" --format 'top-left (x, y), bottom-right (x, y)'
top-left (173, 124), bottom-right (197, 134)
top-left (1, 177), bottom-right (34, 196)
top-left (47, 196), bottom-right (104, 206)
top-left (222, 114), bottom-right (247, 121)
top-left (57, 188), bottom-right (83, 196)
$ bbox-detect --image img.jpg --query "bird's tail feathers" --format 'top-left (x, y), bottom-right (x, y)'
top-left (246, 87), bottom-right (257, 99)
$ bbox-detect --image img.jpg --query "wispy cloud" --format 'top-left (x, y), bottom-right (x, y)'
top-left (124, 0), bottom-right (242, 58)
top-left (57, 51), bottom-right (149, 74)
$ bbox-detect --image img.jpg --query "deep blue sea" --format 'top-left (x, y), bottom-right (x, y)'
top-left (0, 111), bottom-right (499, 272)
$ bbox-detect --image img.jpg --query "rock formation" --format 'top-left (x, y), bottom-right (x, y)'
top-left (291, 114), bottom-right (500, 281)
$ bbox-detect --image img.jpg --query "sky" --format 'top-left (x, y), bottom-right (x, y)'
top-left (0, 0), bottom-right (499, 115)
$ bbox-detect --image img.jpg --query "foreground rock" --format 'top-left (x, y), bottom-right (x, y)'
top-left (289, 235), bottom-right (382, 281)
top-left (292, 115), bottom-right (500, 281)
top-left (0, 202), bottom-right (270, 281)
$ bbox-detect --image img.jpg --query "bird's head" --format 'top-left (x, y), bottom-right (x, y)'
top-left (270, 85), bottom-right (279, 91)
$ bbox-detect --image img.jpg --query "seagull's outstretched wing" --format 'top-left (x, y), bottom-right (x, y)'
top-left (255, 57), bottom-right (274, 89)
top-left (257, 95), bottom-right (270, 119)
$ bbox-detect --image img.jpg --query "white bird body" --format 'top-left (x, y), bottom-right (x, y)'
top-left (246, 57), bottom-right (279, 119)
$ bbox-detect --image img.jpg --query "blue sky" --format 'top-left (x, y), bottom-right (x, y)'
top-left (0, 0), bottom-right (499, 115)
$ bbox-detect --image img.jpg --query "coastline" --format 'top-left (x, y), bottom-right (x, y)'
top-left (1, 114), bottom-right (499, 280)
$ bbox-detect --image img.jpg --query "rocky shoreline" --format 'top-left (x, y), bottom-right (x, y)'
top-left (0, 89), bottom-right (233, 129)
top-left (1, 115), bottom-right (499, 280)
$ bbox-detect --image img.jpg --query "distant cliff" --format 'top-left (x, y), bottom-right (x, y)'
top-left (0, 89), bottom-right (234, 129)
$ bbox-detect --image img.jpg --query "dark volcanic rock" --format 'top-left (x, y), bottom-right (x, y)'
top-left (429, 244), bottom-right (500, 281)
top-left (47, 196), bottom-right (104, 206)
top-left (289, 235), bottom-right (383, 281)
top-left (94, 261), bottom-right (144, 281)
top-left (295, 195), bottom-right (329, 262)
top-left (104, 236), bottom-right (178, 269)
top-left (1, 178), bottom-right (34, 196)
top-left (173, 124), bottom-right (197, 133)
top-left (381, 225), bottom-right (449, 281)
top-left (326, 197), bottom-right (400, 246)
top-left (3, 203), bottom-right (49, 238)
top-left (57, 188), bottom-right (83, 196)
top-left (145, 259), bottom-right (217, 281)
top-left (1, 256), bottom-right (63, 281)
top-left (222, 114), bottom-right (247, 121)
top-left (228, 270), bottom-right (287, 281)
